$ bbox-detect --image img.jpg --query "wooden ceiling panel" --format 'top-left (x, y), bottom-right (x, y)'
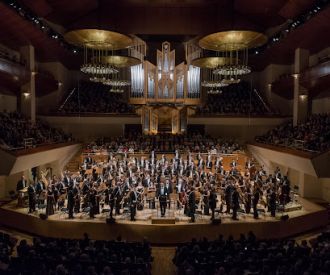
top-left (279, 0), bottom-right (317, 19)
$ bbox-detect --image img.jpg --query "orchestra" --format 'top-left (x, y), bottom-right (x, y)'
top-left (20, 150), bottom-right (294, 222)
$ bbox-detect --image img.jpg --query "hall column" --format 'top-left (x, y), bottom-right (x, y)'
top-left (293, 48), bottom-right (309, 126)
top-left (19, 45), bottom-right (36, 123)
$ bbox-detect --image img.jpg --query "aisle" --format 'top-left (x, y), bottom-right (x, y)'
top-left (151, 246), bottom-right (177, 275)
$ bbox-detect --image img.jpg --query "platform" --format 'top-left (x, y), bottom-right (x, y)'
top-left (0, 198), bottom-right (328, 244)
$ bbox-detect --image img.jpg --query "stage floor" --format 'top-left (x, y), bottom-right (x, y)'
top-left (0, 198), bottom-right (327, 244)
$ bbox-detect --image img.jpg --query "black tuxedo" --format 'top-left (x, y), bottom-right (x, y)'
top-left (156, 186), bottom-right (168, 217)
top-left (27, 185), bottom-right (36, 213)
top-left (188, 191), bottom-right (196, 222)
top-left (129, 190), bottom-right (138, 221)
top-left (67, 189), bottom-right (75, 219)
top-left (253, 189), bottom-right (260, 219)
top-left (232, 189), bottom-right (240, 220)
top-left (209, 191), bottom-right (217, 220)
top-left (16, 179), bottom-right (26, 192)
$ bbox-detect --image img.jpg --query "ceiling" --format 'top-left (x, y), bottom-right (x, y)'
top-left (0, 0), bottom-right (329, 70)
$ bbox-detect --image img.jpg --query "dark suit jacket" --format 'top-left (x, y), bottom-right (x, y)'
top-left (16, 180), bottom-right (26, 192)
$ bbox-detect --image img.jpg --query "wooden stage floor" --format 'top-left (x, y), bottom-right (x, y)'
top-left (0, 198), bottom-right (327, 244)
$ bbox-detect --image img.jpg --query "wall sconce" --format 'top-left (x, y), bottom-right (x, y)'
top-left (299, 94), bottom-right (308, 100)
top-left (31, 71), bottom-right (37, 76)
top-left (58, 81), bottom-right (63, 87)
top-left (23, 92), bottom-right (30, 98)
top-left (292, 73), bottom-right (299, 79)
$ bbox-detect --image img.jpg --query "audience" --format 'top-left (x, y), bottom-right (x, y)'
top-left (0, 232), bottom-right (16, 273)
top-left (59, 82), bottom-right (135, 114)
top-left (196, 82), bottom-right (275, 116)
top-left (7, 234), bottom-right (152, 275)
top-left (86, 132), bottom-right (241, 154)
top-left (0, 112), bottom-right (72, 150)
top-left (173, 230), bottom-right (330, 275)
top-left (256, 113), bottom-right (330, 153)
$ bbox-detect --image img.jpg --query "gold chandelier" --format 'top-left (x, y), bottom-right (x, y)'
top-left (64, 29), bottom-right (133, 78)
top-left (199, 30), bottom-right (267, 81)
top-left (191, 57), bottom-right (239, 93)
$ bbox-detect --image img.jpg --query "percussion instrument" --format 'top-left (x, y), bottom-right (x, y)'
top-left (17, 188), bottom-right (28, 207)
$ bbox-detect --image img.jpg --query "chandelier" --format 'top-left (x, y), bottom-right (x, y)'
top-left (64, 29), bottom-right (133, 78)
top-left (191, 57), bottom-right (230, 93)
top-left (199, 30), bottom-right (267, 80)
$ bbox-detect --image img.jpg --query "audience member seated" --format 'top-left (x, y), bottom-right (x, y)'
top-left (173, 230), bottom-right (330, 275)
top-left (0, 232), bottom-right (16, 273)
top-left (85, 132), bottom-right (241, 154)
top-left (8, 234), bottom-right (152, 275)
top-left (256, 113), bottom-right (330, 153)
top-left (196, 82), bottom-right (276, 116)
top-left (0, 47), bottom-right (26, 66)
top-left (0, 112), bottom-right (72, 150)
top-left (59, 82), bottom-right (135, 114)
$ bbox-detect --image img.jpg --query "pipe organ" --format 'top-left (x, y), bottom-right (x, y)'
top-left (130, 41), bottom-right (201, 134)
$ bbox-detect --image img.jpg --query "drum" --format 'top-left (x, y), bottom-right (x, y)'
top-left (194, 191), bottom-right (201, 204)
top-left (137, 202), bottom-right (144, 211)
top-left (17, 188), bottom-right (28, 207)
top-left (146, 191), bottom-right (156, 209)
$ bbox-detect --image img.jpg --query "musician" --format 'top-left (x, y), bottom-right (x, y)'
top-left (224, 183), bottom-right (233, 214)
top-left (129, 185), bottom-right (138, 221)
top-left (46, 186), bottom-right (55, 216)
top-left (73, 183), bottom-right (80, 213)
top-left (269, 188), bottom-right (277, 217)
top-left (88, 187), bottom-right (97, 218)
top-left (114, 182), bottom-right (123, 215)
top-left (202, 186), bottom-right (210, 215)
top-left (206, 153), bottom-right (212, 169)
top-left (209, 186), bottom-right (217, 220)
top-left (232, 187), bottom-right (240, 220)
top-left (244, 186), bottom-right (252, 214)
top-left (27, 182), bottom-right (36, 213)
top-left (253, 186), bottom-right (260, 219)
top-left (35, 180), bottom-right (45, 206)
top-left (188, 187), bottom-right (196, 223)
top-left (16, 176), bottom-right (27, 192)
top-left (156, 183), bottom-right (168, 217)
top-left (67, 186), bottom-right (75, 219)
top-left (230, 159), bottom-right (237, 168)
top-left (108, 183), bottom-right (116, 219)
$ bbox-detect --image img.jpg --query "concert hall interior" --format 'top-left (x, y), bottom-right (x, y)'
top-left (0, 0), bottom-right (330, 274)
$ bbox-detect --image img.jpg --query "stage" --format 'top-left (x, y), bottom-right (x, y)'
top-left (0, 198), bottom-right (328, 244)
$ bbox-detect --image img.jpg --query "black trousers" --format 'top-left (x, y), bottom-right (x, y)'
top-left (130, 204), bottom-right (136, 221)
top-left (210, 207), bottom-right (215, 220)
top-left (109, 201), bottom-right (115, 218)
top-left (159, 196), bottom-right (167, 216)
top-left (68, 204), bottom-right (74, 218)
top-left (28, 196), bottom-right (35, 213)
top-left (225, 197), bottom-right (231, 213)
top-left (245, 202), bottom-right (251, 214)
top-left (253, 202), bottom-right (258, 218)
top-left (270, 203), bottom-right (276, 217)
top-left (115, 196), bottom-right (122, 215)
top-left (189, 204), bottom-right (195, 222)
top-left (232, 204), bottom-right (239, 220)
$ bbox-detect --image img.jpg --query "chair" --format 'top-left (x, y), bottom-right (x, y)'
top-left (101, 208), bottom-right (111, 217)
top-left (80, 207), bottom-right (91, 219)
top-left (59, 207), bottom-right (68, 218)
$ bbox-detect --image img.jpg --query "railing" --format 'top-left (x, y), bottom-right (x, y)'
top-left (48, 112), bottom-right (139, 117)
top-left (23, 138), bottom-right (34, 149)
top-left (82, 150), bottom-right (242, 156)
top-left (253, 88), bottom-right (272, 113)
top-left (250, 141), bottom-right (320, 158)
top-left (58, 88), bottom-right (76, 111)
